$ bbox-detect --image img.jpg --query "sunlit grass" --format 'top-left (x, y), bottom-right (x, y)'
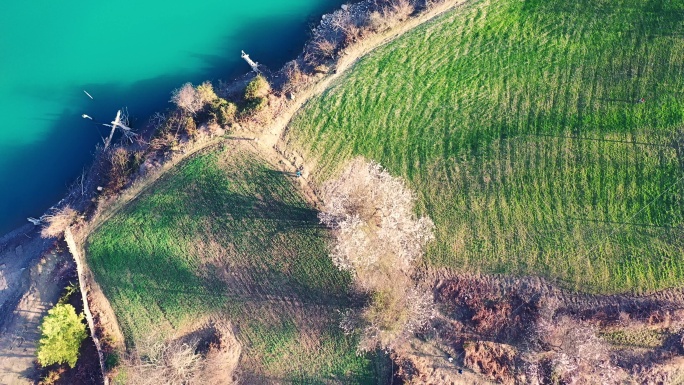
top-left (87, 144), bottom-right (378, 383)
top-left (286, 0), bottom-right (684, 293)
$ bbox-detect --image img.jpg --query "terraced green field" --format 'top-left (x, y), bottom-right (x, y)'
top-left (87, 144), bottom-right (378, 383)
top-left (286, 0), bottom-right (684, 293)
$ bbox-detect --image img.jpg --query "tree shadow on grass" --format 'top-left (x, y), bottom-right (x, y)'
top-left (87, 153), bottom-right (356, 348)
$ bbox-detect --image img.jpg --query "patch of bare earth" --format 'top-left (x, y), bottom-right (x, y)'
top-left (0, 238), bottom-right (75, 384)
top-left (0, 228), bottom-right (62, 385)
top-left (391, 273), bottom-right (684, 384)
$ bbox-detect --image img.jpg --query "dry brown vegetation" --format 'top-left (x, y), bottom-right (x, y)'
top-left (319, 158), bottom-right (434, 351)
top-left (106, 147), bottom-right (144, 193)
top-left (170, 82), bottom-right (218, 116)
top-left (389, 275), bottom-right (684, 384)
top-left (331, 11), bottom-right (363, 46)
top-left (281, 60), bottom-right (308, 94)
top-left (463, 341), bottom-right (516, 385)
top-left (366, 0), bottom-right (415, 32)
top-left (41, 206), bottom-right (79, 238)
top-left (303, 0), bottom-right (423, 68)
top-left (121, 325), bottom-right (241, 385)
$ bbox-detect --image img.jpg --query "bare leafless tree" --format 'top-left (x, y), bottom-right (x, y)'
top-left (320, 158), bottom-right (435, 351)
top-left (319, 158), bottom-right (434, 273)
top-left (331, 11), bottom-right (363, 45)
top-left (171, 82), bottom-right (217, 115)
top-left (313, 38), bottom-right (338, 59)
top-left (282, 60), bottom-right (307, 94)
top-left (389, 0), bottom-right (414, 21)
top-left (171, 83), bottom-right (202, 115)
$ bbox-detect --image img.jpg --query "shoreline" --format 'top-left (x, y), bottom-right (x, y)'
top-left (0, 2), bottom-right (471, 383)
top-left (0, 0), bottom-right (464, 244)
top-left (4, 0), bottom-right (684, 383)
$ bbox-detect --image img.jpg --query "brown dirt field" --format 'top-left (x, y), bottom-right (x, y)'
top-left (393, 337), bottom-right (496, 385)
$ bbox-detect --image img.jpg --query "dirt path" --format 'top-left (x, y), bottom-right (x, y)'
top-left (259, 0), bottom-right (469, 149)
top-left (0, 4), bottom-right (479, 385)
top-left (248, 0), bottom-right (469, 207)
top-left (0, 239), bottom-right (73, 385)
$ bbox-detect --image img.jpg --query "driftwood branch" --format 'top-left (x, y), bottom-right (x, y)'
top-left (103, 108), bottom-right (136, 149)
top-left (241, 50), bottom-right (261, 73)
top-left (27, 217), bottom-right (43, 226)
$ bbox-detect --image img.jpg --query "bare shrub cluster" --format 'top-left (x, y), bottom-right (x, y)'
top-left (170, 81), bottom-right (218, 115)
top-left (331, 11), bottom-right (363, 46)
top-left (107, 147), bottom-right (144, 192)
top-left (525, 316), bottom-right (620, 384)
top-left (320, 158), bottom-right (434, 351)
top-left (123, 326), bottom-right (241, 385)
top-left (41, 206), bottom-right (79, 238)
top-left (366, 0), bottom-right (415, 32)
top-left (282, 60), bottom-right (308, 94)
top-left (305, 0), bottom-right (418, 67)
top-left (124, 339), bottom-right (203, 385)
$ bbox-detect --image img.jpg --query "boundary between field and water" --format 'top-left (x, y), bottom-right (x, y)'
top-left (62, 0), bottom-right (471, 382)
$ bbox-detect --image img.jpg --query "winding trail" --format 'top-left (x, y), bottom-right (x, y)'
top-left (67, 1), bottom-right (471, 381)
top-left (252, 0), bottom-right (469, 206)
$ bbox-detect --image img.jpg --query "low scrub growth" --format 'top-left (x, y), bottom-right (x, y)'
top-left (209, 98), bottom-right (237, 126)
top-left (41, 206), bottom-right (78, 238)
top-left (120, 329), bottom-right (240, 385)
top-left (244, 75), bottom-right (270, 100)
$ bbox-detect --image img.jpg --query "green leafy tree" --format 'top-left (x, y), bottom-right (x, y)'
top-left (37, 304), bottom-right (87, 368)
top-left (210, 98), bottom-right (237, 125)
top-left (244, 74), bottom-right (270, 100)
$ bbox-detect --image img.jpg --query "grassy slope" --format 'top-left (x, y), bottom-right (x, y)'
top-left (286, 0), bottom-right (684, 293)
top-left (87, 144), bottom-right (377, 383)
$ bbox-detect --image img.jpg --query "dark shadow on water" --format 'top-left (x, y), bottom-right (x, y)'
top-left (0, 1), bottom-right (346, 235)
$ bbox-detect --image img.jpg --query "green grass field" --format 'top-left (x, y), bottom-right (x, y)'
top-left (87, 144), bottom-right (379, 383)
top-left (285, 0), bottom-right (684, 293)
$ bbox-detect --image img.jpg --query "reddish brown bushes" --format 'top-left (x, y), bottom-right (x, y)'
top-left (463, 341), bottom-right (517, 385)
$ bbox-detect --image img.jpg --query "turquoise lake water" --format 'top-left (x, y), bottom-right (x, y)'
top-left (0, 1), bottom-right (342, 235)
